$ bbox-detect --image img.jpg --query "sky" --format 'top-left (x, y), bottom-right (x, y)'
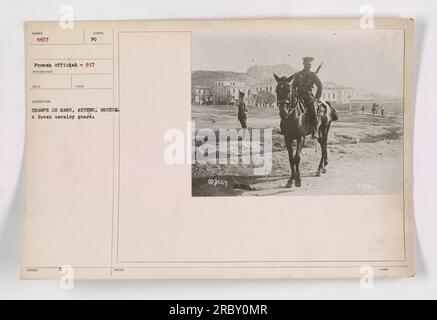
top-left (192, 29), bottom-right (404, 98)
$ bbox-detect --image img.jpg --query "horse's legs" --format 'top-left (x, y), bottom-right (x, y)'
top-left (294, 136), bottom-right (305, 187)
top-left (285, 137), bottom-right (294, 188)
top-left (316, 123), bottom-right (330, 176)
top-left (321, 123), bottom-right (331, 173)
top-left (316, 124), bottom-right (326, 176)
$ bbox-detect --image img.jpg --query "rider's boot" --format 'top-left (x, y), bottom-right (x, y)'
top-left (279, 120), bottom-right (285, 135)
top-left (311, 122), bottom-right (318, 140)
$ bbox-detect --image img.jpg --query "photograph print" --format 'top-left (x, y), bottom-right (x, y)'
top-left (191, 29), bottom-right (405, 197)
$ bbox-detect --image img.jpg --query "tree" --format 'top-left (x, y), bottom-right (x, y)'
top-left (255, 91), bottom-right (276, 108)
top-left (214, 93), bottom-right (234, 105)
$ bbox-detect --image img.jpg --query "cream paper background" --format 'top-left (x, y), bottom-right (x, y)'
top-left (22, 19), bottom-right (414, 279)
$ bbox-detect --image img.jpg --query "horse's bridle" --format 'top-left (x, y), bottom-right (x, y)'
top-left (277, 90), bottom-right (299, 115)
top-left (276, 80), bottom-right (293, 115)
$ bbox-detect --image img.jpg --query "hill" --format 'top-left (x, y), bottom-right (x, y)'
top-left (191, 64), bottom-right (298, 88)
top-left (246, 64), bottom-right (297, 80)
top-left (191, 70), bottom-right (257, 88)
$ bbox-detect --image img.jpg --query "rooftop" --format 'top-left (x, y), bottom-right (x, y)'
top-left (323, 81), bottom-right (355, 90)
top-left (193, 85), bottom-right (212, 89)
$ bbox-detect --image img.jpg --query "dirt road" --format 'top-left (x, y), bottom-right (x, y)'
top-left (192, 105), bottom-right (403, 197)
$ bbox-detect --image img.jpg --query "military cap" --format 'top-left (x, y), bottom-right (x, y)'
top-left (302, 56), bottom-right (314, 62)
top-left (239, 91), bottom-right (245, 97)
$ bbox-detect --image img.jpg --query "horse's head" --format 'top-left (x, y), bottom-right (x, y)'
top-left (273, 73), bottom-right (294, 102)
top-left (274, 73), bottom-right (295, 120)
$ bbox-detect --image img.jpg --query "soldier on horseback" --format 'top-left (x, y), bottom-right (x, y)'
top-left (274, 59), bottom-right (338, 188)
top-left (292, 56), bottom-right (323, 139)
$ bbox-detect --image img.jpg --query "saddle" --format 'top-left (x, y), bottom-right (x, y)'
top-left (284, 99), bottom-right (338, 122)
top-left (321, 101), bottom-right (339, 121)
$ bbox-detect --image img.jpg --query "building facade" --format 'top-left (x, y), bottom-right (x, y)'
top-left (213, 80), bottom-right (250, 104)
top-left (321, 82), bottom-right (356, 104)
top-left (208, 78), bottom-right (357, 106)
top-left (192, 86), bottom-right (213, 105)
top-left (249, 79), bottom-right (277, 107)
top-left (251, 79), bottom-right (276, 95)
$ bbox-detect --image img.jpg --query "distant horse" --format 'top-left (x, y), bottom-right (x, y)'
top-left (274, 73), bottom-right (338, 188)
top-left (372, 103), bottom-right (379, 115)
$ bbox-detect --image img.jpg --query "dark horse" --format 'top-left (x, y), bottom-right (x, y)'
top-left (274, 74), bottom-right (338, 188)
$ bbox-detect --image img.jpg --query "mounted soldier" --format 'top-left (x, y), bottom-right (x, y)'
top-left (274, 57), bottom-right (339, 188)
top-left (291, 56), bottom-right (323, 139)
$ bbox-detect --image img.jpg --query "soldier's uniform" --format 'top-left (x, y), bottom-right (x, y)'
top-left (237, 92), bottom-right (247, 129)
top-left (292, 57), bottom-right (323, 137)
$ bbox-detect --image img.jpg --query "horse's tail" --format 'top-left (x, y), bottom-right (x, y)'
top-left (325, 101), bottom-right (339, 121)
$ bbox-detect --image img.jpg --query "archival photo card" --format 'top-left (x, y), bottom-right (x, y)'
top-left (22, 19), bottom-right (414, 279)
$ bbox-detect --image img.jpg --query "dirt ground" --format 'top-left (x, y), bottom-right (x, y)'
top-left (192, 105), bottom-right (403, 197)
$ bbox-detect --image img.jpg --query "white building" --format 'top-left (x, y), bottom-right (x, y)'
top-left (192, 85), bottom-right (213, 105)
top-left (213, 80), bottom-right (250, 104)
top-left (248, 79), bottom-right (277, 107)
top-left (251, 79), bottom-right (276, 95)
top-left (322, 82), bottom-right (356, 103)
top-left (250, 79), bottom-right (357, 104)
top-left (212, 78), bottom-right (357, 106)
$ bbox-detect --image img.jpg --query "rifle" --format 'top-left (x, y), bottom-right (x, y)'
top-left (315, 62), bottom-right (324, 74)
